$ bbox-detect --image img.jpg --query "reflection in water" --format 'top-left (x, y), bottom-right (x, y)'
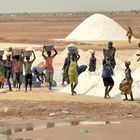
top-left (71, 121), bottom-right (80, 126)
top-left (47, 122), bottom-right (55, 128)
top-left (0, 120), bottom-right (120, 140)
top-left (14, 138), bottom-right (33, 140)
top-left (14, 128), bottom-right (23, 133)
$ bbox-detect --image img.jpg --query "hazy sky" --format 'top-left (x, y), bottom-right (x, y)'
top-left (0, 0), bottom-right (140, 13)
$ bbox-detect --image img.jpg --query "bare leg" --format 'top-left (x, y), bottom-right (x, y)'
top-left (130, 92), bottom-right (134, 101)
top-left (73, 84), bottom-right (77, 94)
top-left (29, 76), bottom-right (32, 91)
top-left (128, 37), bottom-right (131, 43)
top-left (62, 76), bottom-right (65, 85)
top-left (25, 75), bottom-right (28, 92)
top-left (6, 72), bottom-right (12, 91)
top-left (107, 84), bottom-right (114, 97)
top-left (71, 84), bottom-right (74, 95)
top-left (123, 93), bottom-right (128, 101)
top-left (104, 86), bottom-right (108, 98)
top-left (48, 73), bottom-right (52, 90)
top-left (18, 84), bottom-right (21, 91)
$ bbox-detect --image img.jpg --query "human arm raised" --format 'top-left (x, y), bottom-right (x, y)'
top-left (76, 54), bottom-right (80, 61)
top-left (42, 47), bottom-right (46, 58)
top-left (52, 48), bottom-right (58, 58)
top-left (32, 51), bottom-right (36, 62)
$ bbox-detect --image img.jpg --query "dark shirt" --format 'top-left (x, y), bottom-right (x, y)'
top-left (63, 57), bottom-right (70, 69)
top-left (89, 56), bottom-right (96, 72)
top-left (125, 68), bottom-right (132, 81)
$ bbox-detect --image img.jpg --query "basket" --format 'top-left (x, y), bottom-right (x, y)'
top-left (68, 44), bottom-right (78, 54)
top-left (0, 49), bottom-right (4, 56)
top-left (24, 50), bottom-right (32, 57)
top-left (68, 46), bottom-right (78, 54)
top-left (44, 45), bottom-right (54, 52)
top-left (103, 49), bottom-right (113, 58)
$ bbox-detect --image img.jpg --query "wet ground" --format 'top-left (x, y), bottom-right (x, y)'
top-left (0, 119), bottom-right (140, 140)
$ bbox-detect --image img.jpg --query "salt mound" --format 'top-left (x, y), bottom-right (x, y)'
top-left (60, 57), bottom-right (140, 99)
top-left (65, 14), bottom-right (128, 41)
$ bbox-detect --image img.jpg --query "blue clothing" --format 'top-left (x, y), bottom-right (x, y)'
top-left (32, 66), bottom-right (46, 82)
top-left (78, 65), bottom-right (87, 75)
top-left (63, 57), bottom-right (69, 69)
top-left (102, 62), bottom-right (113, 78)
top-left (32, 66), bottom-right (46, 74)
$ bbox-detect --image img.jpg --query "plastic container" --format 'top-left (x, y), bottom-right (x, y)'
top-left (0, 49), bottom-right (4, 56)
top-left (24, 50), bottom-right (32, 57)
top-left (68, 44), bottom-right (78, 54)
top-left (44, 45), bottom-right (54, 52)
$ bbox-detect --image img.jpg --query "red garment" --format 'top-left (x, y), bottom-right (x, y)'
top-left (44, 56), bottom-right (54, 69)
top-left (13, 59), bottom-right (22, 73)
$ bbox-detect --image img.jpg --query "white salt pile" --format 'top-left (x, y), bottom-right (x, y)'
top-left (65, 14), bottom-right (129, 41)
top-left (61, 68), bottom-right (140, 99)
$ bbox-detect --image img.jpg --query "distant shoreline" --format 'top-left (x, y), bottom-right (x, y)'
top-left (0, 10), bottom-right (140, 16)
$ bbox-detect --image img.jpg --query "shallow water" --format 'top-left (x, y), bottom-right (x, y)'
top-left (0, 120), bottom-right (120, 140)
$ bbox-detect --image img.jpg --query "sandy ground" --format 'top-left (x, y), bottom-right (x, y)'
top-left (0, 88), bottom-right (140, 121)
top-left (0, 90), bottom-right (139, 140)
top-left (0, 88), bottom-right (140, 139)
top-left (0, 12), bottom-right (140, 44)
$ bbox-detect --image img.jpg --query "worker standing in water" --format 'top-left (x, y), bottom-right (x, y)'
top-left (126, 27), bottom-right (133, 43)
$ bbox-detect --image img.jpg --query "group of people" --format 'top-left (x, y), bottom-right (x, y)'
top-left (0, 40), bottom-right (138, 100)
top-left (61, 48), bottom-right (96, 95)
top-left (61, 41), bottom-right (135, 100)
top-left (102, 41), bottom-right (134, 101)
top-left (0, 46), bottom-right (58, 92)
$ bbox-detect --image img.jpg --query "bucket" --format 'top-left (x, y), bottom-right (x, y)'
top-left (68, 44), bottom-right (78, 54)
top-left (0, 49), bottom-right (4, 56)
top-left (24, 50), bottom-right (32, 57)
top-left (44, 45), bottom-right (54, 52)
top-left (13, 49), bottom-right (22, 56)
